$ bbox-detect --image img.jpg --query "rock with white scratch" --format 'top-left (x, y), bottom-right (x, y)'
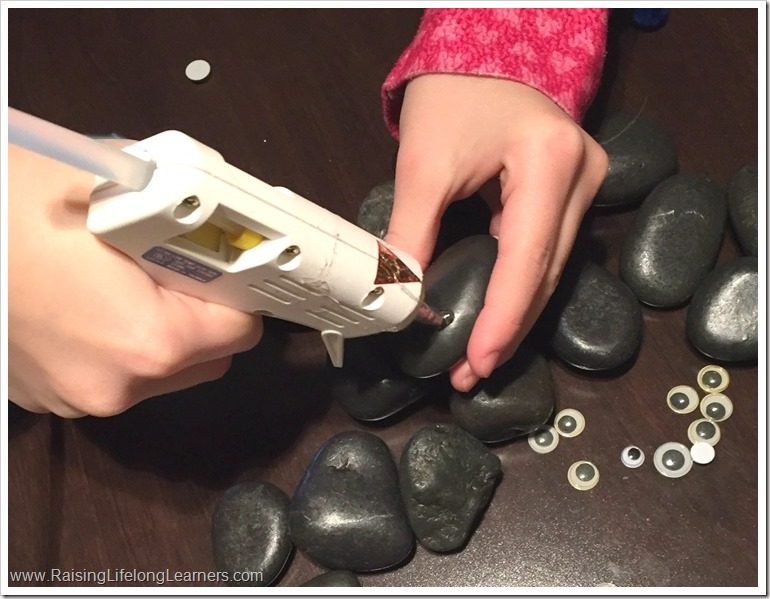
top-left (212, 481), bottom-right (293, 586)
top-left (288, 431), bottom-right (413, 571)
top-left (593, 112), bottom-right (678, 207)
top-left (619, 174), bottom-right (726, 307)
top-left (686, 257), bottom-right (757, 362)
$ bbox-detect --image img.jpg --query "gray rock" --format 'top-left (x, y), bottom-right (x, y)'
top-left (593, 112), bottom-right (678, 207)
top-left (619, 174), bottom-right (727, 307)
top-left (393, 235), bottom-right (497, 378)
top-left (212, 481), bottom-right (292, 586)
top-left (549, 262), bottom-right (643, 370)
top-left (727, 165), bottom-right (758, 256)
top-left (332, 336), bottom-right (428, 422)
top-left (288, 431), bottom-right (413, 572)
top-left (357, 181), bottom-right (394, 239)
top-left (399, 424), bottom-right (502, 552)
top-left (300, 571), bottom-right (362, 587)
top-left (686, 257), bottom-right (758, 362)
top-left (449, 345), bottom-right (555, 442)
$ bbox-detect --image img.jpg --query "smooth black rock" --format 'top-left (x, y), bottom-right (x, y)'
top-left (393, 235), bottom-right (498, 378)
top-left (332, 336), bottom-right (429, 421)
top-left (289, 431), bottom-right (413, 572)
top-left (593, 112), bottom-right (678, 207)
top-left (727, 165), bottom-right (758, 256)
top-left (212, 481), bottom-right (293, 587)
top-left (357, 182), bottom-right (394, 239)
top-left (686, 257), bottom-right (758, 362)
top-left (399, 423), bottom-right (502, 553)
top-left (300, 571), bottom-right (362, 587)
top-left (619, 174), bottom-right (727, 307)
top-left (449, 345), bottom-right (555, 442)
top-left (548, 262), bottom-right (643, 370)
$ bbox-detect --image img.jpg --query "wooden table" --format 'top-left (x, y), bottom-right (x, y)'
top-left (7, 8), bottom-right (759, 588)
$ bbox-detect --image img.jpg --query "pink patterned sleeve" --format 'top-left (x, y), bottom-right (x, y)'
top-left (382, 8), bottom-right (609, 138)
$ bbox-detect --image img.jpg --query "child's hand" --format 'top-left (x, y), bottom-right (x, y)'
top-left (386, 74), bottom-right (608, 392)
top-left (9, 144), bottom-right (263, 418)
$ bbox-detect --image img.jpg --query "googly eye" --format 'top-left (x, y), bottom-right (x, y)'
top-left (528, 426), bottom-right (559, 454)
top-left (690, 441), bottom-right (716, 465)
top-left (567, 460), bottom-right (599, 490)
top-left (687, 418), bottom-right (721, 446)
top-left (620, 445), bottom-right (645, 468)
top-left (554, 408), bottom-right (585, 438)
top-left (653, 442), bottom-right (693, 478)
top-left (697, 365), bottom-right (729, 393)
top-left (700, 393), bottom-right (733, 422)
top-left (666, 385), bottom-right (699, 414)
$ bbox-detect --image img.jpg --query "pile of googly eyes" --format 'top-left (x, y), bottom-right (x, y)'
top-left (623, 364), bottom-right (732, 479)
top-left (525, 365), bottom-right (733, 490)
top-left (527, 408), bottom-right (599, 491)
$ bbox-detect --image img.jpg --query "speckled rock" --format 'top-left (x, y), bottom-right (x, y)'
top-left (593, 112), bottom-right (678, 207)
top-left (300, 571), bottom-right (362, 587)
top-left (393, 235), bottom-right (497, 378)
top-left (727, 165), bottom-right (758, 256)
top-left (357, 181), bottom-right (394, 239)
top-left (619, 174), bottom-right (727, 307)
top-left (399, 424), bottom-right (502, 552)
top-left (332, 336), bottom-right (429, 421)
top-left (289, 431), bottom-right (413, 572)
top-left (549, 262), bottom-right (643, 370)
top-left (212, 481), bottom-right (292, 586)
top-left (686, 257), bottom-right (758, 362)
top-left (449, 345), bottom-right (555, 442)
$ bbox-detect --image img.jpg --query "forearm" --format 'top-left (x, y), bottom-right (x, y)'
top-left (382, 8), bottom-right (609, 137)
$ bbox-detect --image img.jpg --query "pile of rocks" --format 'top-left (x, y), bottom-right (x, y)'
top-left (210, 111), bottom-right (757, 586)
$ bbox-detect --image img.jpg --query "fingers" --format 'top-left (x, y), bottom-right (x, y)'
top-left (385, 152), bottom-right (451, 269)
top-left (451, 139), bottom-right (607, 393)
top-left (452, 153), bottom-right (583, 391)
top-left (133, 356), bottom-right (236, 406)
top-left (159, 289), bottom-right (264, 370)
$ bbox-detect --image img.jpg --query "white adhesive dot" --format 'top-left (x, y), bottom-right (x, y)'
top-left (690, 441), bottom-right (716, 465)
top-left (185, 59), bottom-right (211, 82)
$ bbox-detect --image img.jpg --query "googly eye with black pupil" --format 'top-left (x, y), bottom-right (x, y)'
top-left (697, 365), bottom-right (729, 393)
top-left (554, 408), bottom-right (585, 438)
top-left (528, 426), bottom-right (559, 454)
top-left (620, 445), bottom-right (645, 468)
top-left (653, 442), bottom-right (693, 478)
top-left (690, 441), bottom-right (716, 465)
top-left (666, 385), bottom-right (699, 414)
top-left (700, 393), bottom-right (733, 422)
top-left (567, 460), bottom-right (599, 490)
top-left (687, 418), bottom-right (721, 446)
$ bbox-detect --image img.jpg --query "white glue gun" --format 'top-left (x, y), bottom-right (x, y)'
top-left (9, 109), bottom-right (450, 367)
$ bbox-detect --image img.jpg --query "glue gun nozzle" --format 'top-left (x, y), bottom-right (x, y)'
top-left (414, 301), bottom-right (454, 329)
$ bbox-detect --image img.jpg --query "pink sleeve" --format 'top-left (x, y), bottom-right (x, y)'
top-left (382, 8), bottom-right (609, 138)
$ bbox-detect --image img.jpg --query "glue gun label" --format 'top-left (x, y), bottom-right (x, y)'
top-left (142, 246), bottom-right (222, 283)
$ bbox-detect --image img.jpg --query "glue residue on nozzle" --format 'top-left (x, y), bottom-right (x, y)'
top-left (185, 59), bottom-right (211, 82)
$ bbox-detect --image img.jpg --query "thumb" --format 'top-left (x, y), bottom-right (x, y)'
top-left (384, 154), bottom-right (451, 269)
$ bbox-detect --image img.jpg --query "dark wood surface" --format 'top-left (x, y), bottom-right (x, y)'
top-left (7, 8), bottom-right (760, 588)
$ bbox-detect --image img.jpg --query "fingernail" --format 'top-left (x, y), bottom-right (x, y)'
top-left (455, 362), bottom-right (479, 392)
top-left (477, 351), bottom-right (500, 379)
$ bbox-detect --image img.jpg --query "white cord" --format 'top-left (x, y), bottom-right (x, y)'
top-left (8, 108), bottom-right (155, 191)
